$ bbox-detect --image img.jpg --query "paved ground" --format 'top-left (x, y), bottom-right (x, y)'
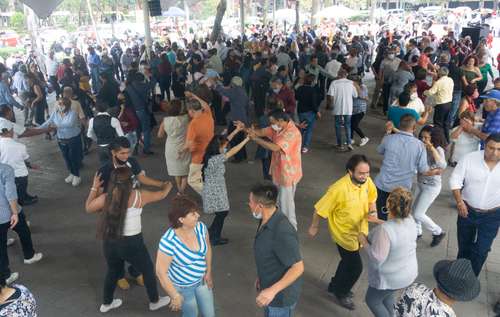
top-left (9, 73), bottom-right (500, 317)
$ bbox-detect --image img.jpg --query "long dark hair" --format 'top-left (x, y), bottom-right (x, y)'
top-left (419, 125), bottom-right (448, 149)
top-left (202, 135), bottom-right (227, 181)
top-left (97, 167), bottom-right (133, 240)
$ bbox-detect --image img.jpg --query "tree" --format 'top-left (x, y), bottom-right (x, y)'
top-left (210, 0), bottom-right (227, 42)
top-left (311, 0), bottom-right (318, 25)
top-left (295, 0), bottom-right (299, 32)
top-left (10, 12), bottom-right (24, 33)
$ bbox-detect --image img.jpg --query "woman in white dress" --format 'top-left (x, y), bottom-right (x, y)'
top-left (158, 100), bottom-right (191, 195)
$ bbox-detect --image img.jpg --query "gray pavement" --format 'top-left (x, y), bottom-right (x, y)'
top-left (9, 78), bottom-right (500, 317)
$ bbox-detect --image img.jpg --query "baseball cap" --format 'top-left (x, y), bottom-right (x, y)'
top-left (480, 89), bottom-right (500, 101)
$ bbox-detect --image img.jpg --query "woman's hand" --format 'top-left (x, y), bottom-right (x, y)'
top-left (204, 271), bottom-right (214, 289)
top-left (358, 233), bottom-right (368, 248)
top-left (169, 293), bottom-right (183, 311)
top-left (92, 173), bottom-right (103, 189)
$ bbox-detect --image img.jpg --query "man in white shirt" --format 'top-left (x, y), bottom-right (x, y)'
top-left (327, 68), bottom-right (359, 151)
top-left (325, 53), bottom-right (342, 81)
top-left (0, 120), bottom-right (37, 206)
top-left (45, 51), bottom-right (60, 99)
top-left (449, 133), bottom-right (500, 276)
top-left (87, 102), bottom-right (124, 165)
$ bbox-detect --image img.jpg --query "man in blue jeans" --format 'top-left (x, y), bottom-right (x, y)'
top-left (449, 134), bottom-right (500, 276)
top-left (249, 182), bottom-right (304, 317)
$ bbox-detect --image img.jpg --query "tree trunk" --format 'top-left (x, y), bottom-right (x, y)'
top-left (311, 0), bottom-right (319, 26)
top-left (369, 0), bottom-right (376, 25)
top-left (385, 0), bottom-right (389, 10)
top-left (494, 0), bottom-right (498, 13)
top-left (79, 0), bottom-right (85, 26)
top-left (210, 0), bottom-right (227, 42)
top-left (479, 0), bottom-right (485, 10)
top-left (295, 0), bottom-right (299, 32)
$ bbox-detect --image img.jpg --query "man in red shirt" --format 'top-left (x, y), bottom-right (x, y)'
top-left (418, 47), bottom-right (436, 75)
top-left (270, 78), bottom-right (296, 117)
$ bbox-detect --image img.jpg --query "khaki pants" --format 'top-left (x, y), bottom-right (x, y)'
top-left (277, 183), bottom-right (297, 230)
top-left (188, 163), bottom-right (203, 194)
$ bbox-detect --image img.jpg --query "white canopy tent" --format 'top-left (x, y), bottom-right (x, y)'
top-left (315, 5), bottom-right (356, 20)
top-left (20, 0), bottom-right (64, 19)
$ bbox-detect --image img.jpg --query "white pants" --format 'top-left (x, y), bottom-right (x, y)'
top-left (277, 183), bottom-right (297, 230)
top-left (412, 183), bottom-right (443, 236)
top-left (188, 163), bottom-right (203, 194)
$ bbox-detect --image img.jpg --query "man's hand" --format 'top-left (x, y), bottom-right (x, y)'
top-left (9, 213), bottom-right (18, 229)
top-left (460, 118), bottom-right (473, 132)
top-left (316, 112), bottom-right (322, 119)
top-left (457, 200), bottom-right (468, 218)
top-left (204, 271), bottom-right (214, 289)
top-left (233, 120), bottom-right (246, 131)
top-left (308, 225), bottom-right (318, 238)
top-left (256, 288), bottom-right (277, 307)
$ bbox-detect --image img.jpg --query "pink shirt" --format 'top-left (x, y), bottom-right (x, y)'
top-left (264, 121), bottom-right (303, 187)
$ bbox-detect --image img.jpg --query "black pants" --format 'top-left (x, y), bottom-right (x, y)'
top-left (382, 82), bottom-right (391, 114)
top-left (209, 210), bottom-right (229, 241)
top-left (97, 145), bottom-right (111, 167)
top-left (433, 102), bottom-right (451, 143)
top-left (376, 187), bottom-right (391, 221)
top-left (261, 157), bottom-right (271, 181)
top-left (329, 244), bottom-right (363, 297)
top-left (227, 122), bottom-right (247, 161)
top-left (159, 75), bottom-right (172, 101)
top-left (15, 176), bottom-right (29, 206)
top-left (351, 112), bottom-right (366, 139)
top-left (0, 212), bottom-right (35, 279)
top-left (49, 75), bottom-right (60, 98)
top-left (253, 88), bottom-right (266, 118)
top-left (103, 234), bottom-right (158, 305)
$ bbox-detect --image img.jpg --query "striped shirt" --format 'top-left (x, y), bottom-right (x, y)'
top-left (158, 222), bottom-right (208, 286)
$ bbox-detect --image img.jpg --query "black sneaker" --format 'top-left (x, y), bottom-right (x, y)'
top-left (334, 295), bottom-right (355, 310)
top-left (430, 232), bottom-right (446, 247)
top-left (211, 238), bottom-right (229, 246)
top-left (417, 234), bottom-right (422, 241)
top-left (22, 196), bottom-right (38, 206)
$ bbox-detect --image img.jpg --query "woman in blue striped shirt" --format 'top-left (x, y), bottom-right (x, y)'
top-left (156, 196), bottom-right (215, 317)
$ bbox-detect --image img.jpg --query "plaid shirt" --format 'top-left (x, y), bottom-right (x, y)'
top-left (481, 108), bottom-right (500, 148)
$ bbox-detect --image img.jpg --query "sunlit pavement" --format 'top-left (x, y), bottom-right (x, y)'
top-left (9, 55), bottom-right (500, 317)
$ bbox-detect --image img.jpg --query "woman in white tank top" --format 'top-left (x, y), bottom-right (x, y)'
top-left (85, 167), bottom-right (173, 314)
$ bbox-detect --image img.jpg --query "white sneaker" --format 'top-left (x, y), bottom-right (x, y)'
top-left (347, 144), bottom-right (354, 151)
top-left (24, 252), bottom-right (43, 264)
top-left (359, 137), bottom-right (370, 147)
top-left (6, 272), bottom-right (18, 285)
top-left (7, 238), bottom-right (15, 246)
top-left (100, 299), bottom-right (122, 313)
top-left (65, 174), bottom-right (74, 184)
top-left (350, 139), bottom-right (356, 145)
top-left (72, 176), bottom-right (81, 187)
top-left (149, 296), bottom-right (171, 311)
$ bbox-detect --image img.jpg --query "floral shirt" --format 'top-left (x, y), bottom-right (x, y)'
top-left (0, 284), bottom-right (37, 317)
top-left (264, 121), bottom-right (302, 187)
top-left (395, 283), bottom-right (456, 317)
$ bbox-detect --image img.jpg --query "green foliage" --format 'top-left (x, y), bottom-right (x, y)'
top-left (0, 47), bottom-right (25, 60)
top-left (10, 12), bottom-right (25, 33)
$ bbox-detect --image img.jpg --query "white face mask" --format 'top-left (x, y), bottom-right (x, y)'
top-left (388, 54), bottom-right (395, 59)
top-left (58, 105), bottom-right (66, 112)
top-left (252, 211), bottom-right (263, 219)
top-left (272, 88), bottom-right (281, 94)
top-left (410, 92), bottom-right (418, 100)
top-left (271, 124), bottom-right (281, 132)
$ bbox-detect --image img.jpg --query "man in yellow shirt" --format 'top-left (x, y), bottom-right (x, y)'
top-left (308, 154), bottom-right (380, 310)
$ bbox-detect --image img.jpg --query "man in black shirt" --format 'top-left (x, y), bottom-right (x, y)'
top-left (249, 182), bottom-right (304, 317)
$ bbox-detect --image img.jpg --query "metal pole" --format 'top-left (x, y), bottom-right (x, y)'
top-left (142, 0), bottom-right (152, 59)
top-left (240, 0), bottom-right (245, 38)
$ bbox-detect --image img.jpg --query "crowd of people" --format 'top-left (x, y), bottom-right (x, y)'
top-left (0, 13), bottom-right (498, 317)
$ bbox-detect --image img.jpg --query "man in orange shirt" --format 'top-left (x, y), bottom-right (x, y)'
top-left (244, 110), bottom-right (303, 229)
top-left (184, 91), bottom-right (214, 194)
